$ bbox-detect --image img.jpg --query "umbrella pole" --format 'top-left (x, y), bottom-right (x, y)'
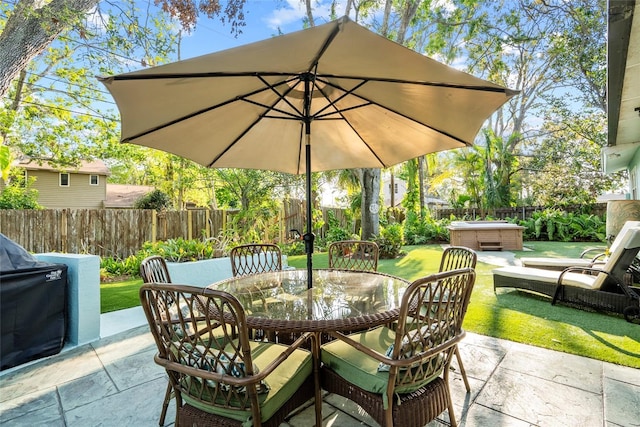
top-left (304, 134), bottom-right (314, 289)
top-left (303, 73), bottom-right (314, 289)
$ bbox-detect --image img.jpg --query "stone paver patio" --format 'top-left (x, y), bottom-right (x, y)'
top-left (1, 305), bottom-right (638, 427)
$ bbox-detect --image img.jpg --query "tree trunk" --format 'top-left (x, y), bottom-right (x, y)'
top-left (360, 168), bottom-right (380, 239)
top-left (0, 0), bottom-right (100, 98)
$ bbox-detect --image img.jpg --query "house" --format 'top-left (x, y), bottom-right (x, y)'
top-left (8, 159), bottom-right (110, 209)
top-left (603, 0), bottom-right (640, 194)
top-left (381, 171), bottom-right (448, 208)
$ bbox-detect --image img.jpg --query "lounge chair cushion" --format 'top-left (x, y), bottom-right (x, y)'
top-left (493, 266), bottom-right (601, 290)
top-left (520, 257), bottom-right (595, 269)
top-left (181, 340), bottom-right (312, 425)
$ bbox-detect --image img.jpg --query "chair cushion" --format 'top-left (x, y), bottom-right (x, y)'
top-left (181, 340), bottom-right (312, 425)
top-left (321, 326), bottom-right (443, 399)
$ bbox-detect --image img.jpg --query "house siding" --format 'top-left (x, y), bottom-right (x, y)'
top-left (27, 170), bottom-right (106, 209)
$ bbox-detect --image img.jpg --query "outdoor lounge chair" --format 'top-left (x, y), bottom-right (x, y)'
top-left (140, 283), bottom-right (318, 427)
top-left (320, 268), bottom-right (476, 427)
top-left (493, 227), bottom-right (640, 320)
top-left (519, 220), bottom-right (640, 271)
top-left (328, 240), bottom-right (379, 271)
top-left (230, 243), bottom-right (283, 277)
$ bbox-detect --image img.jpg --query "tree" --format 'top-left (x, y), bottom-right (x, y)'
top-left (0, 0), bottom-right (247, 98)
top-left (411, 0), bottom-right (612, 209)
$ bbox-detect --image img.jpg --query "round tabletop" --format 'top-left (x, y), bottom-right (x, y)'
top-left (210, 269), bottom-right (410, 333)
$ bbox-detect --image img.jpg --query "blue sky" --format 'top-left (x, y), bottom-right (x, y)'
top-left (172, 1), bottom-right (346, 59)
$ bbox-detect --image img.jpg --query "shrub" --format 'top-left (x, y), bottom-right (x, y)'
top-left (403, 211), bottom-right (450, 244)
top-left (373, 223), bottom-right (404, 259)
top-left (134, 189), bottom-right (171, 210)
top-left (100, 255), bottom-right (141, 277)
top-left (0, 183), bottom-right (42, 209)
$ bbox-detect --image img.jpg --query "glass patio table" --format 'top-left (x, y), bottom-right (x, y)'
top-left (209, 269), bottom-right (410, 335)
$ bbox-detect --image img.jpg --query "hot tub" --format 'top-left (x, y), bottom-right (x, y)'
top-left (447, 221), bottom-right (524, 251)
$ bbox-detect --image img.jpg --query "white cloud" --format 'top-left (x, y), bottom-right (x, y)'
top-left (432, 0), bottom-right (457, 17)
top-left (263, 0), bottom-right (356, 30)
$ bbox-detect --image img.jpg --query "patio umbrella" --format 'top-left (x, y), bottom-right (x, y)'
top-left (99, 16), bottom-right (517, 288)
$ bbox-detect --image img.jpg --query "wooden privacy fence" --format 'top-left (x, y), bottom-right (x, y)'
top-left (0, 202), bottom-right (349, 259)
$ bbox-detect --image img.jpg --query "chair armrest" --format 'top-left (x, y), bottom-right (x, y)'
top-left (580, 247), bottom-right (606, 258)
top-left (324, 329), bottom-right (463, 370)
top-left (558, 266), bottom-right (606, 282)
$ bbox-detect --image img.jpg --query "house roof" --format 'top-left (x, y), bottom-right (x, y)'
top-left (604, 0), bottom-right (640, 173)
top-left (19, 159), bottom-right (111, 176)
top-left (104, 184), bottom-right (155, 208)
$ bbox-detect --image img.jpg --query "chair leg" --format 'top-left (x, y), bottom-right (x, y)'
top-left (443, 364), bottom-right (458, 427)
top-left (454, 345), bottom-right (471, 393)
top-left (159, 382), bottom-right (173, 426)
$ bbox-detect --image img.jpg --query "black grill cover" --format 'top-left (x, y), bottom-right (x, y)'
top-left (1, 233), bottom-right (67, 370)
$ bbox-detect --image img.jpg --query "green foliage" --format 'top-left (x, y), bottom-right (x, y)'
top-left (0, 179), bottom-right (41, 209)
top-left (280, 240), bottom-right (306, 256)
top-left (139, 237), bottom-right (226, 262)
top-left (403, 210), bottom-right (450, 245)
top-left (515, 209), bottom-right (605, 242)
top-left (372, 223), bottom-right (404, 259)
top-left (380, 206), bottom-right (405, 227)
top-left (100, 233), bottom-right (235, 280)
top-left (134, 189), bottom-right (172, 210)
top-left (325, 210), bottom-right (356, 243)
top-left (0, 145), bottom-right (11, 182)
top-left (100, 255), bottom-right (141, 277)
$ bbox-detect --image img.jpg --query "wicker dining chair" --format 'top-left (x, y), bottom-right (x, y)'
top-left (140, 255), bottom-right (172, 284)
top-left (320, 268), bottom-right (476, 427)
top-left (140, 283), bottom-right (319, 427)
top-left (140, 255), bottom-right (174, 425)
top-left (327, 240), bottom-right (379, 272)
top-left (439, 246), bottom-right (477, 393)
top-left (230, 243), bottom-right (283, 277)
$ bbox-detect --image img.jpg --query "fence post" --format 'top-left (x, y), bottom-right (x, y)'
top-left (206, 210), bottom-right (211, 238)
top-left (188, 210), bottom-right (193, 240)
top-left (61, 209), bottom-right (68, 253)
top-left (152, 210), bottom-right (157, 243)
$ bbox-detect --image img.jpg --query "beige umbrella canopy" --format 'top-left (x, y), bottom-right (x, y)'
top-left (100, 16), bottom-right (517, 287)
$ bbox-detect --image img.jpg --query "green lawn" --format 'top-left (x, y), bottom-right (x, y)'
top-left (101, 241), bottom-right (640, 368)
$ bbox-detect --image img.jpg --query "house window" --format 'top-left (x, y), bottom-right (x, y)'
top-left (90, 174), bottom-right (99, 185)
top-left (60, 173), bottom-right (70, 187)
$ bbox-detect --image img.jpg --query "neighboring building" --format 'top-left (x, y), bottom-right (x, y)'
top-left (381, 171), bottom-right (448, 208)
top-left (381, 171), bottom-right (407, 207)
top-left (104, 184), bottom-right (155, 208)
top-left (9, 159), bottom-right (110, 209)
top-left (603, 0), bottom-right (640, 194)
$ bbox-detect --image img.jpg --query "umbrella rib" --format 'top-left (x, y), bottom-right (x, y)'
top-left (205, 77), bottom-right (306, 168)
top-left (315, 76), bottom-right (472, 147)
top-left (103, 71), bottom-right (516, 96)
top-left (315, 73), bottom-right (516, 94)
top-left (122, 76), bottom-right (303, 143)
top-left (312, 79), bottom-right (369, 119)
